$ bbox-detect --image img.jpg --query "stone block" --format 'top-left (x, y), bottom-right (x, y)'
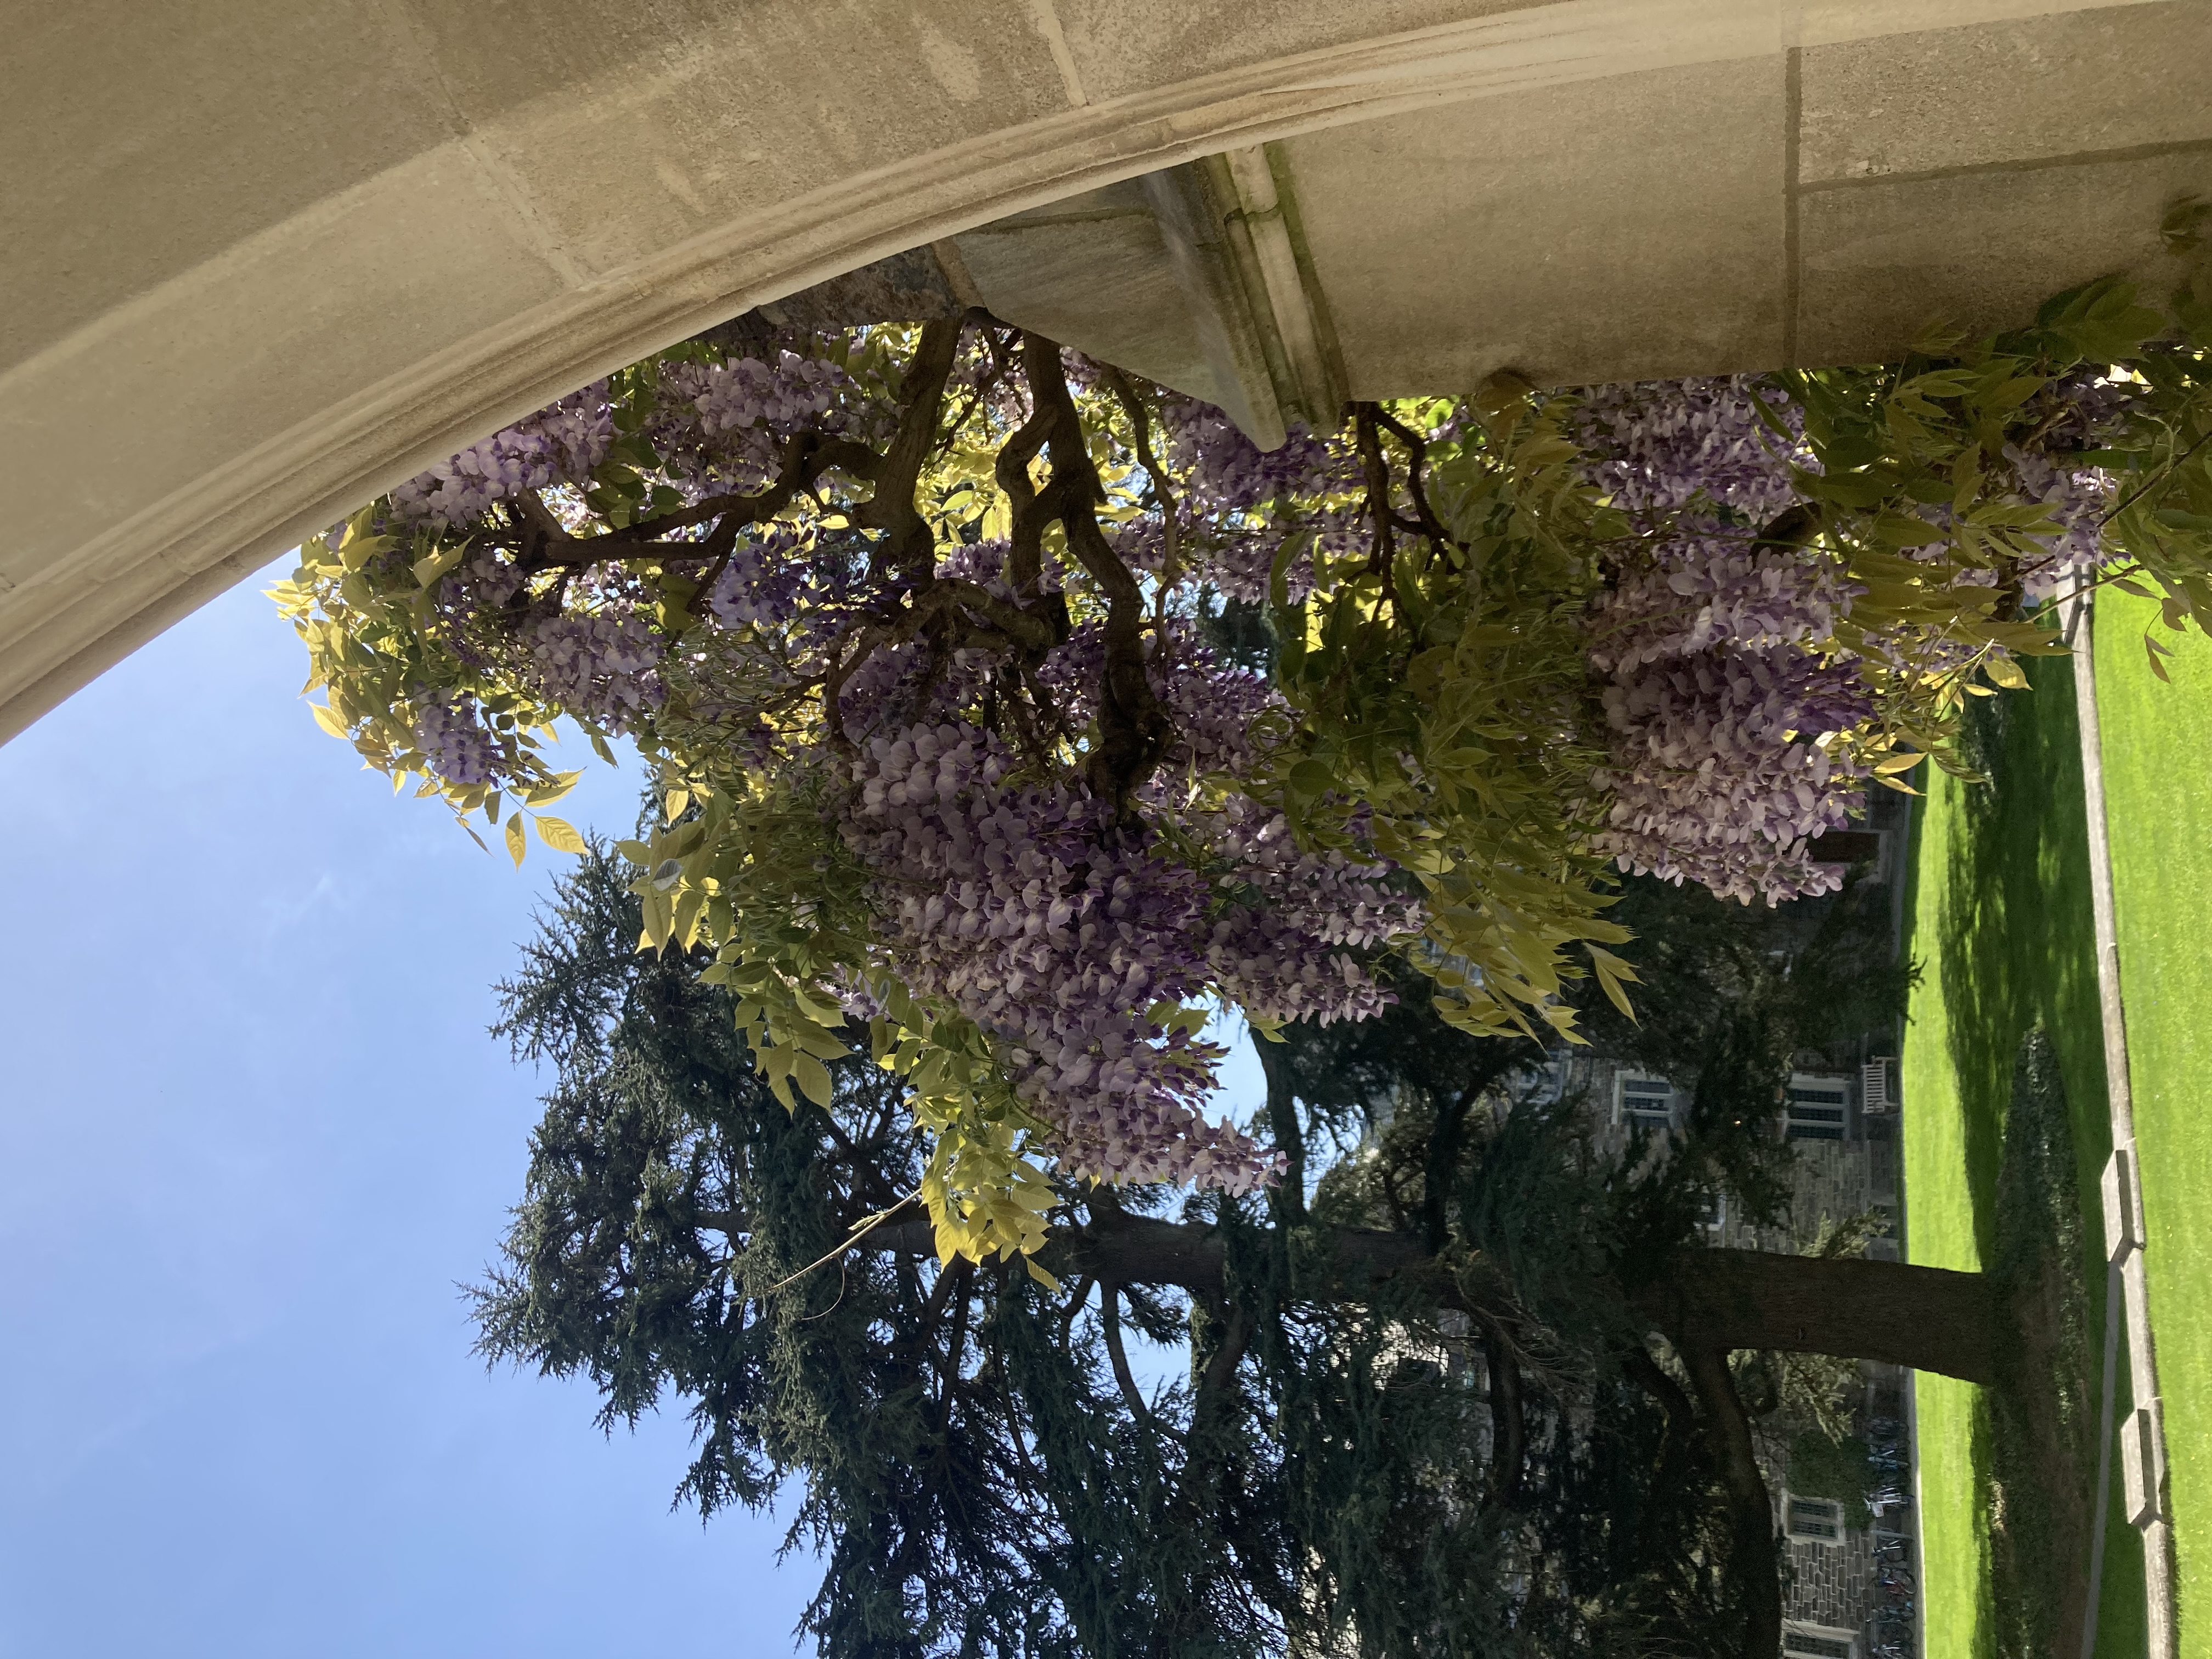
top-left (396, 1), bottom-right (1074, 275)
top-left (17, 0), bottom-right (2212, 749)
top-left (1798, 2), bottom-right (2212, 185)
top-left (1, 0), bottom-right (446, 376)
top-left (2103, 1143), bottom-right (2144, 1263)
top-left (1284, 57), bottom-right (1786, 395)
top-left (2123, 1400), bottom-right (2166, 1527)
top-left (1051, 0), bottom-right (1525, 105)
top-left (952, 183), bottom-right (1239, 418)
top-left (0, 138), bottom-right (574, 600)
top-left (2124, 1246), bottom-right (2158, 1388)
top-left (1795, 146), bottom-right (2212, 365)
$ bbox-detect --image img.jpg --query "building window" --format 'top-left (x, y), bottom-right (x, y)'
top-left (1786, 1494), bottom-right (1846, 1542)
top-left (1782, 1628), bottom-right (1857, 1659)
top-left (1615, 1074), bottom-right (1676, 1132)
top-left (1785, 1074), bottom-right (1849, 1141)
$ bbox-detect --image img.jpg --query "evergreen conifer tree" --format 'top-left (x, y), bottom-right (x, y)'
top-left (477, 846), bottom-right (1948, 1659)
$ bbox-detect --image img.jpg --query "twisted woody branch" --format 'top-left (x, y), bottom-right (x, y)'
top-left (467, 320), bottom-right (1183, 809)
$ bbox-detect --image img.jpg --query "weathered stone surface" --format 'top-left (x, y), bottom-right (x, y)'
top-left (760, 249), bottom-right (967, 327)
top-left (1797, 1), bottom-right (2212, 183)
top-left (1796, 148), bottom-right (2212, 363)
top-left (1286, 58), bottom-right (1788, 396)
top-left (2, 0), bottom-right (448, 375)
top-left (952, 183), bottom-right (1232, 408)
top-left (5, 0), bottom-right (2208, 740)
top-left (1051, 0), bottom-right (1547, 105)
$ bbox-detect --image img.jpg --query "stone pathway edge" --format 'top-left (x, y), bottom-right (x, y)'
top-left (2068, 585), bottom-right (2179, 1659)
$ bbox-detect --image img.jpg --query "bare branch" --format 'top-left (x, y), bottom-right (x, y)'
top-left (504, 486), bottom-right (576, 556)
top-left (855, 1217), bottom-right (2006, 1385)
top-left (1621, 1342), bottom-right (1701, 1498)
top-left (1367, 402), bottom-right (1457, 557)
top-left (930, 575), bottom-right (1063, 653)
top-left (1099, 1284), bottom-right (1159, 1428)
top-left (938, 1258), bottom-right (975, 1418)
top-left (1255, 1036), bottom-right (1305, 1227)
top-left (601, 436), bottom-right (879, 546)
top-left (1353, 404), bottom-right (1397, 606)
top-left (1190, 1298), bottom-right (1254, 1448)
top-left (993, 356), bottom-right (1058, 599)
top-left (1476, 1312), bottom-right (1527, 1505)
top-left (514, 435), bottom-right (881, 573)
top-left (1638, 1246), bottom-right (1999, 1383)
top-left (1100, 364), bottom-right (1183, 622)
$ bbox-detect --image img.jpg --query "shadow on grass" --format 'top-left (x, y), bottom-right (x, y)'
top-left (1915, 657), bottom-right (2146, 1659)
top-left (1989, 1028), bottom-right (2097, 1659)
top-left (1934, 667), bottom-right (2108, 1270)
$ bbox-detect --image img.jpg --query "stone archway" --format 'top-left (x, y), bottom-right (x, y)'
top-left (4, 0), bottom-right (2206, 739)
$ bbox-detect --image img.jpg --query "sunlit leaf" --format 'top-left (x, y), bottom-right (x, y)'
top-left (535, 814), bottom-right (587, 855)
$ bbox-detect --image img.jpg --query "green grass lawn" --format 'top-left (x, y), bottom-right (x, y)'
top-left (1901, 652), bottom-right (2145, 1659)
top-left (1900, 775), bottom-right (1994, 1659)
top-left (2095, 589), bottom-right (2212, 1655)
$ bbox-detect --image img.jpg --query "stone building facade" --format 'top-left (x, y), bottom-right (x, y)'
top-left (1573, 789), bottom-right (1918, 1658)
top-left (1583, 1049), bottom-right (1916, 1657)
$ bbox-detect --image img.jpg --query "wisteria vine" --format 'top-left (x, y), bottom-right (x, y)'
top-left (278, 272), bottom-right (2212, 1265)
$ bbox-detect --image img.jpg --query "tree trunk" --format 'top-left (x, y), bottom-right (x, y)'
top-left (1639, 1246), bottom-right (2000, 1384)
top-left (857, 1216), bottom-right (1996, 1659)
top-left (867, 1223), bottom-right (2002, 1384)
top-left (1681, 1340), bottom-right (1784, 1659)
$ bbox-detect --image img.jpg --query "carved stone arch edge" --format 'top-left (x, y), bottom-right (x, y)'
top-left (0, 0), bottom-right (2141, 741)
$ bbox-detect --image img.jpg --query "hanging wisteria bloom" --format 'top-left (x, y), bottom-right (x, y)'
top-left (411, 696), bottom-right (496, 788)
top-left (1578, 377), bottom-right (1874, 903)
top-left (387, 383), bottom-right (614, 529)
top-left (1574, 363), bottom-right (2130, 901)
top-left (2007, 366), bottom-right (2135, 602)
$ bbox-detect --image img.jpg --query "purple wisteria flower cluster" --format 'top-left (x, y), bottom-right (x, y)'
top-left (2010, 368), bottom-right (2131, 601)
top-left (1163, 399), bottom-right (1351, 515)
top-left (844, 719), bottom-right (1263, 1188)
top-left (388, 384), bottom-right (614, 529)
top-left (656, 350), bottom-right (890, 496)
top-left (524, 609), bottom-right (665, 735)
top-left (1150, 396), bottom-right (1365, 602)
top-left (1197, 795), bottom-right (1414, 1028)
top-left (827, 587), bottom-right (1413, 1189)
top-left (371, 342), bottom-right (904, 780)
top-left (1575, 369), bottom-right (2124, 901)
top-left (1578, 377), bottom-right (1873, 904)
top-left (706, 525), bottom-right (816, 630)
top-left (382, 345), bottom-right (892, 535)
top-left (412, 697), bottom-right (496, 787)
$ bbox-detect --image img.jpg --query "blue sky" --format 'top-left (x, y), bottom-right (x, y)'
top-left (0, 559), bottom-right (810, 1657)
top-left (0, 561), bottom-right (1267, 1656)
